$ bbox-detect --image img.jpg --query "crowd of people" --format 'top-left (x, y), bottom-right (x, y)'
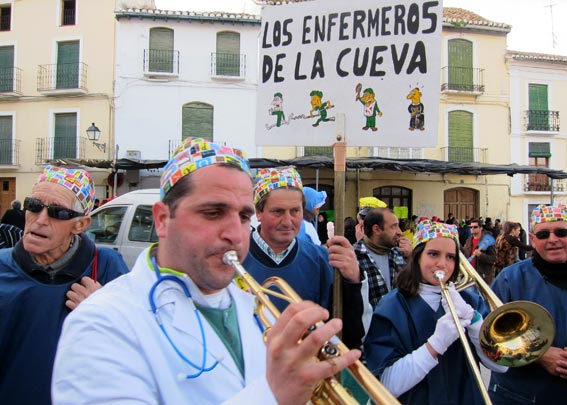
top-left (0, 137), bottom-right (566, 404)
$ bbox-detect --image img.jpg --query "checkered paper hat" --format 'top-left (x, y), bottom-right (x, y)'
top-left (160, 138), bottom-right (250, 200)
top-left (530, 202), bottom-right (567, 229)
top-left (253, 167), bottom-right (303, 205)
top-left (37, 166), bottom-right (95, 214)
top-left (413, 220), bottom-right (459, 248)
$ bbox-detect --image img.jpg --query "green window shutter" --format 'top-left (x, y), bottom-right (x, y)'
top-left (448, 110), bottom-right (473, 162)
top-left (528, 84), bottom-right (549, 130)
top-left (0, 115), bottom-right (12, 164)
top-left (0, 46), bottom-right (13, 92)
top-left (448, 39), bottom-right (473, 91)
top-left (182, 103), bottom-right (213, 141)
top-left (57, 41), bottom-right (79, 88)
top-left (216, 31), bottom-right (240, 76)
top-left (529, 142), bottom-right (551, 158)
top-left (54, 113), bottom-right (77, 159)
top-left (149, 28), bottom-right (174, 72)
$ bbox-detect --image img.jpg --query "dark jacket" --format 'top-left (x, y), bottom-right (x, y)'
top-left (463, 230), bottom-right (497, 284)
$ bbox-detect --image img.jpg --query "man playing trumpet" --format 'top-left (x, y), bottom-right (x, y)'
top-left (52, 138), bottom-right (360, 404)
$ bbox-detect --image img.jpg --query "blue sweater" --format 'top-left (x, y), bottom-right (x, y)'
top-left (0, 235), bottom-right (128, 405)
top-left (489, 259), bottom-right (567, 404)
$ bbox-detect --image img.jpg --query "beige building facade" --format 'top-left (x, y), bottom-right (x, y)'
top-left (0, 0), bottom-right (116, 214)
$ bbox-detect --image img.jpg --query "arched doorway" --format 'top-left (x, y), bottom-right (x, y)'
top-left (444, 187), bottom-right (478, 221)
top-left (373, 185), bottom-right (412, 220)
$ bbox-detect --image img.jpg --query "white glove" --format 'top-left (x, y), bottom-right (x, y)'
top-left (441, 284), bottom-right (475, 322)
top-left (428, 312), bottom-right (471, 355)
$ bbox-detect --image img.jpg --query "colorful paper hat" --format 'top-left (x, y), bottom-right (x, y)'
top-left (160, 137), bottom-right (250, 200)
top-left (303, 187), bottom-right (327, 212)
top-left (359, 196), bottom-right (387, 209)
top-left (413, 220), bottom-right (459, 247)
top-left (530, 202), bottom-right (567, 229)
top-left (37, 166), bottom-right (95, 214)
top-left (254, 167), bottom-right (303, 205)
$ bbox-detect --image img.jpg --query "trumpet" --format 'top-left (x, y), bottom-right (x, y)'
top-left (435, 253), bottom-right (556, 404)
top-left (223, 250), bottom-right (400, 405)
top-left (456, 252), bottom-right (555, 368)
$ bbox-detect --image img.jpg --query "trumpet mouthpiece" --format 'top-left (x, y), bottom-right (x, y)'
top-left (434, 270), bottom-right (446, 281)
top-left (223, 251), bottom-right (238, 265)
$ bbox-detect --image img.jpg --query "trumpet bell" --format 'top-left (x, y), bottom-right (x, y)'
top-left (480, 301), bottom-right (555, 367)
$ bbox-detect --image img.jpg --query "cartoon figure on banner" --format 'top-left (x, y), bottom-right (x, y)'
top-left (407, 87), bottom-right (425, 131)
top-left (309, 90), bottom-right (335, 127)
top-left (266, 92), bottom-right (289, 130)
top-left (355, 84), bottom-right (382, 131)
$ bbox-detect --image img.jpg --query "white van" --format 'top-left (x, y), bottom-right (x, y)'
top-left (87, 188), bottom-right (259, 269)
top-left (87, 189), bottom-right (160, 268)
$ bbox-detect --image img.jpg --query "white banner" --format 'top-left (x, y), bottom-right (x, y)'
top-left (256, 0), bottom-right (442, 147)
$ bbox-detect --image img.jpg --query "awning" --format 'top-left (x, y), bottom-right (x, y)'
top-left (47, 156), bottom-right (567, 180)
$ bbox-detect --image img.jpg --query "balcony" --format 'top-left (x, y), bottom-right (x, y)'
top-left (211, 52), bottom-right (246, 79)
top-left (0, 67), bottom-right (22, 96)
top-left (62, 7), bottom-right (76, 26)
top-left (441, 66), bottom-right (485, 94)
top-left (440, 146), bottom-right (487, 163)
top-left (0, 139), bottom-right (20, 166)
top-left (524, 173), bottom-right (566, 193)
top-left (524, 110), bottom-right (560, 132)
top-left (35, 136), bottom-right (86, 164)
top-left (374, 147), bottom-right (424, 159)
top-left (37, 62), bottom-right (87, 95)
top-left (143, 49), bottom-right (180, 77)
top-left (168, 139), bottom-right (181, 158)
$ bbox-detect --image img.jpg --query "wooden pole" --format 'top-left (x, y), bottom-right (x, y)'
top-left (333, 113), bottom-right (346, 322)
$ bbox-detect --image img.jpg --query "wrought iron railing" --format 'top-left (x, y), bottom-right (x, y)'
top-left (0, 12), bottom-right (10, 31)
top-left (37, 62), bottom-right (87, 92)
top-left (524, 110), bottom-right (560, 132)
top-left (0, 139), bottom-right (19, 165)
top-left (211, 52), bottom-right (246, 78)
top-left (0, 66), bottom-right (22, 94)
top-left (143, 49), bottom-right (180, 75)
top-left (62, 8), bottom-right (76, 25)
top-left (168, 139), bottom-right (181, 158)
top-left (440, 146), bottom-right (487, 163)
top-left (441, 66), bottom-right (485, 93)
top-left (524, 174), bottom-right (566, 192)
top-left (303, 146), bottom-right (333, 157)
top-left (374, 147), bottom-right (424, 159)
top-left (35, 137), bottom-right (86, 164)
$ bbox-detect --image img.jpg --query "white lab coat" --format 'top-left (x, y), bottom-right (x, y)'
top-left (52, 248), bottom-right (276, 404)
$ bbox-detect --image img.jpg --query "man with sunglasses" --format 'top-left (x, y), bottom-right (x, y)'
top-left (0, 166), bottom-right (128, 405)
top-left (489, 203), bottom-right (567, 404)
top-left (463, 218), bottom-right (497, 284)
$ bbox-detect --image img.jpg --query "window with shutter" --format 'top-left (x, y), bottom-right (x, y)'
top-left (0, 5), bottom-right (11, 31)
top-left (0, 46), bottom-right (14, 93)
top-left (182, 103), bottom-right (213, 141)
top-left (448, 39), bottom-right (473, 91)
top-left (448, 111), bottom-right (474, 162)
top-left (149, 28), bottom-right (174, 73)
top-left (528, 84), bottom-right (549, 130)
top-left (56, 41), bottom-right (79, 89)
top-left (216, 31), bottom-right (240, 76)
top-left (54, 113), bottom-right (77, 159)
top-left (61, 0), bottom-right (76, 26)
top-left (0, 116), bottom-right (12, 164)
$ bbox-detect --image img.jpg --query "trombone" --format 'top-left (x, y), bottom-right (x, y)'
top-left (223, 250), bottom-right (400, 405)
top-left (435, 252), bottom-right (556, 404)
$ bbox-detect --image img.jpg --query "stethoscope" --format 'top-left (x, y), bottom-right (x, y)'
top-left (149, 255), bottom-right (221, 380)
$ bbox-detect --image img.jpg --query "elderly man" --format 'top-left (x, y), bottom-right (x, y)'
top-left (244, 167), bottom-right (367, 349)
top-left (489, 203), bottom-right (567, 404)
top-left (0, 166), bottom-right (128, 405)
top-left (354, 208), bottom-right (412, 314)
top-left (52, 139), bottom-right (360, 404)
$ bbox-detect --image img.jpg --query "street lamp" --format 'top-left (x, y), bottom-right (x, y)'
top-left (86, 122), bottom-right (106, 153)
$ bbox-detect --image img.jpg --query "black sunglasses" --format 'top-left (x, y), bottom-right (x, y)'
top-left (24, 197), bottom-right (84, 220)
top-left (533, 228), bottom-right (567, 240)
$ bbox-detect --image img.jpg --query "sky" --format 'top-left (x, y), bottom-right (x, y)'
top-left (154, 0), bottom-right (567, 56)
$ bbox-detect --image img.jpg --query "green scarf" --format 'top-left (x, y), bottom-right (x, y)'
top-left (363, 236), bottom-right (390, 255)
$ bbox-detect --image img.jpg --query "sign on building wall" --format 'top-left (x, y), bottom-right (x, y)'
top-left (256, 0), bottom-right (442, 147)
